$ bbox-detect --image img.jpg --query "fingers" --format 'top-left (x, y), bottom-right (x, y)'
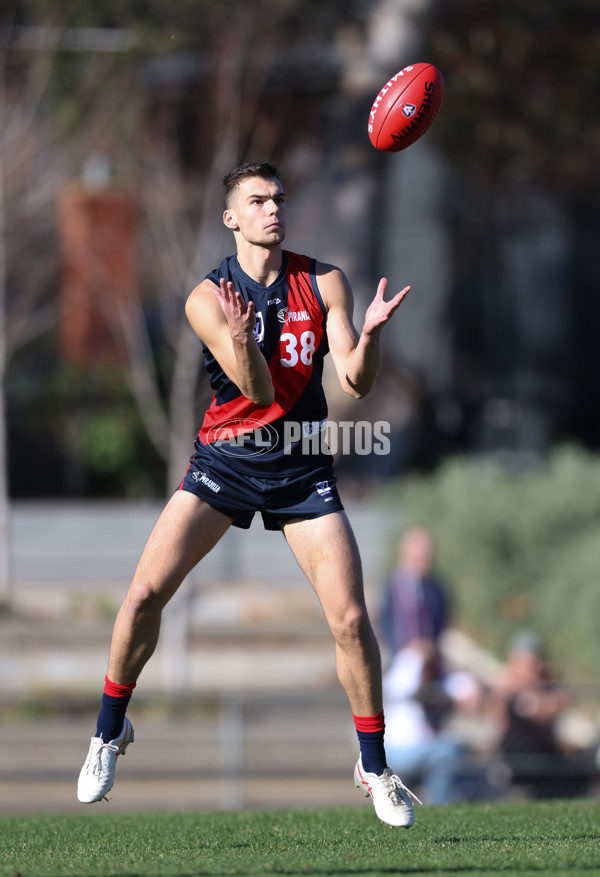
top-left (216, 278), bottom-right (247, 314)
top-left (385, 285), bottom-right (411, 319)
top-left (377, 278), bottom-right (410, 302)
top-left (373, 279), bottom-right (411, 318)
top-left (365, 283), bottom-right (412, 334)
top-left (219, 278), bottom-right (238, 304)
top-left (393, 285), bottom-right (411, 305)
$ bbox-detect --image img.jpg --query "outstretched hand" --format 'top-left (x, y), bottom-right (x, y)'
top-left (212, 278), bottom-right (256, 340)
top-left (362, 278), bottom-right (411, 337)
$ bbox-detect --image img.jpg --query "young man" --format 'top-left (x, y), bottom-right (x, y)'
top-left (77, 160), bottom-right (420, 826)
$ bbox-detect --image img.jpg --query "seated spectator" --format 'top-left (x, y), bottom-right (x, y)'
top-left (490, 630), bottom-right (585, 798)
top-left (383, 640), bottom-right (491, 804)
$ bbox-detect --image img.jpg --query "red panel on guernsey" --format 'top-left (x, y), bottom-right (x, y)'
top-left (198, 253), bottom-right (325, 443)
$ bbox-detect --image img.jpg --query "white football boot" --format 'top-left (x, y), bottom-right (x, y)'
top-left (77, 718), bottom-right (134, 803)
top-left (354, 755), bottom-right (421, 827)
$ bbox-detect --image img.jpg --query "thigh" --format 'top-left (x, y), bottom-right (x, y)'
top-left (131, 490), bottom-right (232, 604)
top-left (283, 511), bottom-right (366, 619)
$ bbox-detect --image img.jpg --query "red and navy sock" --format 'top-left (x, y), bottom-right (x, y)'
top-left (353, 711), bottom-right (388, 776)
top-left (95, 676), bottom-right (136, 742)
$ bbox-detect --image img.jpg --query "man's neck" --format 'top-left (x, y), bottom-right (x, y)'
top-left (236, 242), bottom-right (283, 287)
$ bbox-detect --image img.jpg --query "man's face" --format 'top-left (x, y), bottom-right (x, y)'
top-left (399, 529), bottom-right (434, 576)
top-left (224, 176), bottom-right (287, 247)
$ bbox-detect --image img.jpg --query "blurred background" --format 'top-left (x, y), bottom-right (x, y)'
top-left (2, 0), bottom-right (600, 813)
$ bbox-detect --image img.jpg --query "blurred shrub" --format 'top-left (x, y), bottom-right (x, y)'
top-left (380, 446), bottom-right (600, 678)
top-left (7, 359), bottom-right (166, 498)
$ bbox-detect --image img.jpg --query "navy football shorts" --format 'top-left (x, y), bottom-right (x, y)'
top-left (178, 441), bottom-right (344, 530)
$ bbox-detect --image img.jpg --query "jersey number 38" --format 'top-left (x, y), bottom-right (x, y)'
top-left (280, 331), bottom-right (316, 368)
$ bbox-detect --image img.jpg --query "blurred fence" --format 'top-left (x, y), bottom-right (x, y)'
top-left (1, 689), bottom-right (359, 815)
top-left (7, 497), bottom-right (390, 593)
top-left (3, 500), bottom-right (600, 814)
top-left (3, 686), bottom-right (599, 817)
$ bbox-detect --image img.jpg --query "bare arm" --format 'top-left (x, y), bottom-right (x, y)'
top-left (185, 277), bottom-right (274, 406)
top-left (319, 264), bottom-right (411, 398)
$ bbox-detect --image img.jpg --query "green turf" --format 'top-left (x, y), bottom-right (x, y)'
top-left (1, 800), bottom-right (599, 877)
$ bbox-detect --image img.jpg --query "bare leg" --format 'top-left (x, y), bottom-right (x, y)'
top-left (283, 511), bottom-right (383, 716)
top-left (107, 491), bottom-right (232, 684)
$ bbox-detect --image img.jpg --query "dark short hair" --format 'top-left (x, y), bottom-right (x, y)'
top-left (222, 160), bottom-right (281, 206)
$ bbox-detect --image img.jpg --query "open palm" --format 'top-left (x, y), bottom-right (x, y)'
top-left (363, 278), bottom-right (411, 337)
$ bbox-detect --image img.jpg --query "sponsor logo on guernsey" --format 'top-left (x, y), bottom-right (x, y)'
top-left (192, 471), bottom-right (221, 493)
top-left (286, 309), bottom-right (311, 322)
top-left (267, 297), bottom-right (281, 305)
top-left (277, 307), bottom-right (311, 323)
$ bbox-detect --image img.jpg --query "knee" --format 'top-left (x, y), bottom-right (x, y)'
top-left (123, 580), bottom-right (166, 619)
top-left (330, 604), bottom-right (371, 647)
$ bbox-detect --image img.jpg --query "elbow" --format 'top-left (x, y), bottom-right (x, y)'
top-left (238, 370), bottom-right (275, 406)
top-left (344, 373), bottom-right (372, 400)
top-left (344, 385), bottom-right (366, 400)
top-left (248, 386), bottom-right (275, 407)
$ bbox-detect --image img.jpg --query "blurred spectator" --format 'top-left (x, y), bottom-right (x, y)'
top-left (379, 527), bottom-right (450, 662)
top-left (383, 641), bottom-right (491, 804)
top-left (379, 529), bottom-right (493, 803)
top-left (490, 630), bottom-right (586, 798)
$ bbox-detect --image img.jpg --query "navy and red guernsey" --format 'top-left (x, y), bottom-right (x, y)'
top-left (197, 250), bottom-right (331, 474)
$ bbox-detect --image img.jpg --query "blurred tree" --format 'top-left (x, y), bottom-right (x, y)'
top-left (1, 0), bottom-right (374, 597)
top-left (0, 1), bottom-right (146, 599)
top-left (381, 446), bottom-right (600, 679)
top-left (416, 0), bottom-right (600, 457)
top-left (421, 0), bottom-right (600, 201)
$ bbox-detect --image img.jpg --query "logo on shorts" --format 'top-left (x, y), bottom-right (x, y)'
top-left (315, 480), bottom-right (333, 498)
top-left (192, 471), bottom-right (221, 493)
top-left (402, 103), bottom-right (416, 118)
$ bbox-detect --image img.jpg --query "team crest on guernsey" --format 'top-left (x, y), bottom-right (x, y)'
top-left (277, 307), bottom-right (288, 323)
top-left (252, 311), bottom-right (265, 345)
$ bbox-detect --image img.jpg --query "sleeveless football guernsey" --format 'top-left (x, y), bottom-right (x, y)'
top-left (197, 251), bottom-right (330, 474)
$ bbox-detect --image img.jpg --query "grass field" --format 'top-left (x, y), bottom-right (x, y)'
top-left (2, 800), bottom-right (599, 877)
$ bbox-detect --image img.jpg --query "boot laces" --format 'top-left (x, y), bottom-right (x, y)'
top-left (381, 770), bottom-right (423, 807)
top-left (86, 740), bottom-right (120, 778)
